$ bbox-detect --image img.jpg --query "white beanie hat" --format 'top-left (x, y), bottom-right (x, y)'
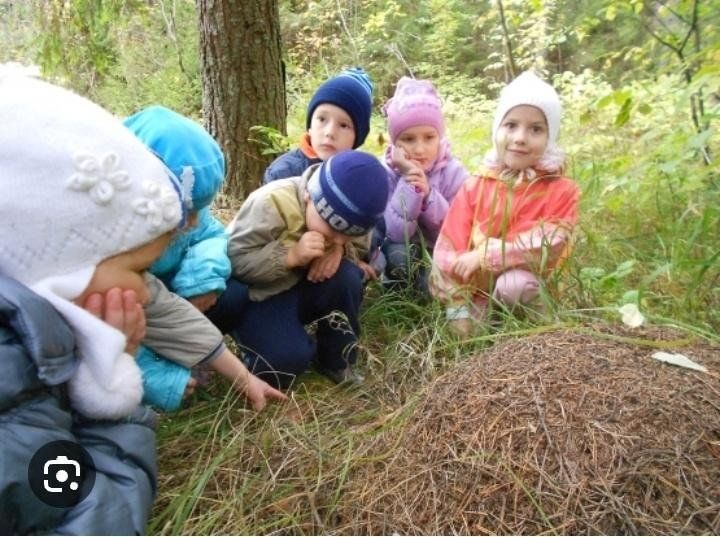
top-left (0, 65), bottom-right (183, 419)
top-left (0, 68), bottom-right (183, 288)
top-left (487, 71), bottom-right (564, 172)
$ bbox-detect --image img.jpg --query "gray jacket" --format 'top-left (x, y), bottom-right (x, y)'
top-left (0, 275), bottom-right (156, 535)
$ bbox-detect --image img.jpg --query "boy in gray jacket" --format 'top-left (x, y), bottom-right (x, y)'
top-left (227, 150), bottom-right (389, 387)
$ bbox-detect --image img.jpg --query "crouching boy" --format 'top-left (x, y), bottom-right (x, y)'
top-left (226, 150), bottom-right (389, 388)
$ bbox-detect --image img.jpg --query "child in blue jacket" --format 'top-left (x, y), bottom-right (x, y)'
top-left (263, 67), bottom-right (373, 183)
top-left (124, 106), bottom-right (286, 411)
top-left (264, 68), bottom-right (385, 280)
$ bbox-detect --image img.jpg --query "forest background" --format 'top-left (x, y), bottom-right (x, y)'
top-left (2, 0), bottom-right (719, 534)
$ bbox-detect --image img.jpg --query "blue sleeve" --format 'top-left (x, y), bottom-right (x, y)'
top-left (263, 149), bottom-right (313, 183)
top-left (169, 208), bottom-right (231, 298)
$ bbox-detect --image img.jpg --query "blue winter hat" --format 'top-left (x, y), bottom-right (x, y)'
top-left (306, 67), bottom-right (374, 149)
top-left (124, 105), bottom-right (226, 212)
top-left (308, 150), bottom-right (388, 236)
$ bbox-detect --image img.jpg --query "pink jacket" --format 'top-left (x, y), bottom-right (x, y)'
top-left (431, 168), bottom-right (580, 304)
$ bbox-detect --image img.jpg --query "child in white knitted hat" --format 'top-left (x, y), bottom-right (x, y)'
top-left (431, 71), bottom-right (581, 335)
top-left (0, 66), bottom-right (181, 533)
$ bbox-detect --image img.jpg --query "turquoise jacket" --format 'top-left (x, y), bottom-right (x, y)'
top-left (136, 207), bottom-right (230, 412)
top-left (124, 105), bottom-right (230, 411)
top-left (150, 206), bottom-right (231, 299)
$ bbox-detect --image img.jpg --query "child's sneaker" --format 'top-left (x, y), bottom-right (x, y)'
top-left (318, 365), bottom-right (365, 385)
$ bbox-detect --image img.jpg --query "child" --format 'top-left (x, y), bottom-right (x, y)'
top-left (431, 71), bottom-right (580, 335)
top-left (226, 150), bottom-right (389, 387)
top-left (381, 76), bottom-right (469, 293)
top-left (123, 105), bottom-right (286, 412)
top-left (0, 67), bottom-right (182, 533)
top-left (263, 67), bottom-right (373, 184)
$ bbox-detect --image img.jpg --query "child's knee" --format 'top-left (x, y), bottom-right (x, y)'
top-left (240, 326), bottom-right (316, 374)
top-left (334, 259), bottom-right (365, 289)
top-left (493, 269), bottom-right (540, 307)
top-left (243, 339), bottom-right (315, 388)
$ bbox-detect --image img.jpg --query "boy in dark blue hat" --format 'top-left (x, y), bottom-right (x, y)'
top-left (263, 67), bottom-right (374, 184)
top-left (227, 150), bottom-right (389, 387)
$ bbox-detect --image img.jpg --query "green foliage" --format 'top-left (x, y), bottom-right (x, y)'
top-left (34, 0), bottom-right (132, 95)
top-left (26, 0), bottom-right (201, 115)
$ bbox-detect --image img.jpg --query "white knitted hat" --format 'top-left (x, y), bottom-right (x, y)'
top-left (492, 71), bottom-right (561, 146)
top-left (0, 66), bottom-right (183, 419)
top-left (485, 71), bottom-right (565, 172)
top-left (0, 68), bottom-right (183, 288)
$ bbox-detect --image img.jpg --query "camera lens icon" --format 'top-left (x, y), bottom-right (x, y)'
top-left (29, 440), bottom-right (96, 508)
top-left (44, 455), bottom-right (81, 493)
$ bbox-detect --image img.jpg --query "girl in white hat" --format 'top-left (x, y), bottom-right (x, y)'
top-left (431, 71), bottom-right (581, 335)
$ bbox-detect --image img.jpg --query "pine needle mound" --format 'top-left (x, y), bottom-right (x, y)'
top-left (339, 326), bottom-right (720, 535)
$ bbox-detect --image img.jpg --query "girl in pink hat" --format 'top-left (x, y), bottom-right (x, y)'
top-left (381, 76), bottom-right (469, 294)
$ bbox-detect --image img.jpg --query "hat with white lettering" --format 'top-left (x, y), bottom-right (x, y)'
top-left (307, 150), bottom-right (388, 236)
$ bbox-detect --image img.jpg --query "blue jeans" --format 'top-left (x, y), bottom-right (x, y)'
top-left (382, 240), bottom-right (431, 295)
top-left (230, 260), bottom-right (365, 388)
top-left (206, 277), bottom-right (250, 334)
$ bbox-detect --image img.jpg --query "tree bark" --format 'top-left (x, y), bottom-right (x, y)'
top-left (196, 0), bottom-right (286, 203)
top-left (496, 0), bottom-right (517, 81)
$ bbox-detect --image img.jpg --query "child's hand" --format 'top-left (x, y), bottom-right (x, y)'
top-left (308, 243), bottom-right (343, 282)
top-left (404, 167), bottom-right (430, 198)
top-left (187, 291), bottom-right (218, 312)
top-left (184, 377), bottom-right (198, 399)
top-left (390, 145), bottom-right (417, 175)
top-left (355, 260), bottom-right (378, 281)
top-left (210, 349), bottom-right (288, 411)
top-left (287, 231), bottom-right (326, 268)
top-left (452, 251), bottom-right (484, 283)
top-left (82, 288), bottom-right (146, 356)
top-left (243, 374), bottom-right (289, 411)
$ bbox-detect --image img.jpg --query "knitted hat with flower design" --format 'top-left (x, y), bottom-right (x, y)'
top-left (0, 65), bottom-right (183, 419)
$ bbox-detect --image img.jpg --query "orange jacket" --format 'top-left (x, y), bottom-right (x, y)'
top-left (431, 168), bottom-right (580, 303)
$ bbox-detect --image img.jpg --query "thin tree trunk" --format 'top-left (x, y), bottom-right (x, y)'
top-left (496, 0), bottom-right (517, 81)
top-left (196, 0), bottom-right (286, 204)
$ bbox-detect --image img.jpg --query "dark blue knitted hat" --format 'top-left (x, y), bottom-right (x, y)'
top-left (306, 68), bottom-right (374, 149)
top-left (308, 150), bottom-right (388, 236)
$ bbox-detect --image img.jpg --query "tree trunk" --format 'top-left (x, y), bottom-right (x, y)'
top-left (196, 0), bottom-right (286, 203)
top-left (496, 0), bottom-right (517, 81)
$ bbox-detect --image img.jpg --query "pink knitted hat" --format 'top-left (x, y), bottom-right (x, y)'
top-left (383, 76), bottom-right (445, 143)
